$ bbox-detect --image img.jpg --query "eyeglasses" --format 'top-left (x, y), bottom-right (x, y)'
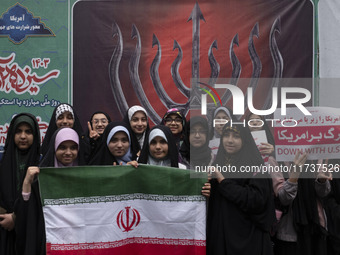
top-left (189, 129), bottom-right (207, 135)
top-left (92, 118), bottom-right (108, 125)
top-left (165, 117), bottom-right (182, 124)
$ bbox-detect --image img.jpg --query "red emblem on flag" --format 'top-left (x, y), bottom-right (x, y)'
top-left (117, 206), bottom-right (141, 232)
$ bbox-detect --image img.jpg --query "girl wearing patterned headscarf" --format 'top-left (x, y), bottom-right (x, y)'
top-left (41, 103), bottom-right (85, 158)
top-left (89, 122), bottom-right (138, 166)
top-left (0, 113), bottom-right (43, 255)
top-left (207, 122), bottom-right (275, 255)
top-left (160, 108), bottom-right (187, 150)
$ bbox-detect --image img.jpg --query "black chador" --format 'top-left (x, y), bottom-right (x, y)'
top-left (206, 123), bottom-right (275, 255)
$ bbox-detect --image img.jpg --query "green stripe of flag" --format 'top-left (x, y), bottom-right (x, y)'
top-left (39, 164), bottom-right (207, 203)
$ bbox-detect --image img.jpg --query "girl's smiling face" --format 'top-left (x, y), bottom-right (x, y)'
top-left (149, 136), bottom-right (169, 159)
top-left (91, 113), bottom-right (109, 135)
top-left (164, 114), bottom-right (183, 135)
top-left (222, 130), bottom-right (242, 154)
top-left (130, 111), bottom-right (147, 134)
top-left (56, 111), bottom-right (74, 128)
top-left (55, 140), bottom-right (78, 165)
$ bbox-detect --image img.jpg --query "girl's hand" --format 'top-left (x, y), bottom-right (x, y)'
top-left (201, 182), bottom-right (211, 198)
top-left (209, 166), bottom-right (225, 183)
top-left (0, 213), bottom-right (15, 231)
top-left (259, 143), bottom-right (274, 155)
top-left (288, 151), bottom-right (307, 182)
top-left (23, 166), bottom-right (40, 193)
top-left (127, 161), bottom-right (139, 168)
top-left (316, 159), bottom-right (333, 183)
top-left (87, 121), bottom-right (100, 140)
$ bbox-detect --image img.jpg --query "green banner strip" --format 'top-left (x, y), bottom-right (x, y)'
top-left (39, 164), bottom-right (208, 202)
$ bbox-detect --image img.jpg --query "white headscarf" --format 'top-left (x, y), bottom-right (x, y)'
top-left (147, 128), bottom-right (171, 167)
top-left (128, 106), bottom-right (147, 121)
top-left (128, 106), bottom-right (148, 149)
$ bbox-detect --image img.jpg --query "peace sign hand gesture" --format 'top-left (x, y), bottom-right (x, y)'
top-left (88, 121), bottom-right (100, 140)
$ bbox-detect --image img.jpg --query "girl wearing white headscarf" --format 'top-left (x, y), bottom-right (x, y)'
top-left (123, 105), bottom-right (150, 154)
top-left (89, 122), bottom-right (138, 165)
top-left (138, 125), bottom-right (186, 169)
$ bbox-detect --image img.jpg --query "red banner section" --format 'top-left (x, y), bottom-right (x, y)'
top-left (47, 238), bottom-right (206, 255)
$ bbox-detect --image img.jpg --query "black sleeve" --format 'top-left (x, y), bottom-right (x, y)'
top-left (217, 177), bottom-right (275, 232)
top-left (217, 178), bottom-right (271, 213)
top-left (14, 181), bottom-right (46, 255)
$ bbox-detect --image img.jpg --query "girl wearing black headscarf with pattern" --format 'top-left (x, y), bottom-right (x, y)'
top-left (0, 113), bottom-right (43, 255)
top-left (41, 103), bottom-right (87, 160)
top-left (160, 108), bottom-right (187, 150)
top-left (206, 122), bottom-right (275, 255)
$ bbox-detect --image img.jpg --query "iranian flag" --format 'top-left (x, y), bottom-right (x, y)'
top-left (39, 164), bottom-right (207, 255)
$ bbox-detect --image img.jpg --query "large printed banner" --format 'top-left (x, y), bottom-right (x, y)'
top-left (0, 0), bottom-right (71, 152)
top-left (274, 107), bottom-right (340, 161)
top-left (39, 165), bottom-right (207, 255)
top-left (73, 0), bottom-right (314, 126)
top-left (0, 0), bottom-right (314, 152)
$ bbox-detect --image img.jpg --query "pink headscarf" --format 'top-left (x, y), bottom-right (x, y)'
top-left (54, 128), bottom-right (79, 167)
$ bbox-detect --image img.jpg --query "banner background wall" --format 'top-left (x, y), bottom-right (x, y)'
top-left (0, 0), bottom-right (315, 152)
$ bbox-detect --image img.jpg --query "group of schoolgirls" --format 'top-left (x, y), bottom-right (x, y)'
top-left (0, 103), bottom-right (339, 255)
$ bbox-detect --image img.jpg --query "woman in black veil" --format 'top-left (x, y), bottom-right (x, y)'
top-left (206, 122), bottom-right (275, 255)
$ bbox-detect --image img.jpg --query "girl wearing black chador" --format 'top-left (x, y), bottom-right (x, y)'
top-left (0, 113), bottom-right (43, 255)
top-left (206, 123), bottom-right (275, 255)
